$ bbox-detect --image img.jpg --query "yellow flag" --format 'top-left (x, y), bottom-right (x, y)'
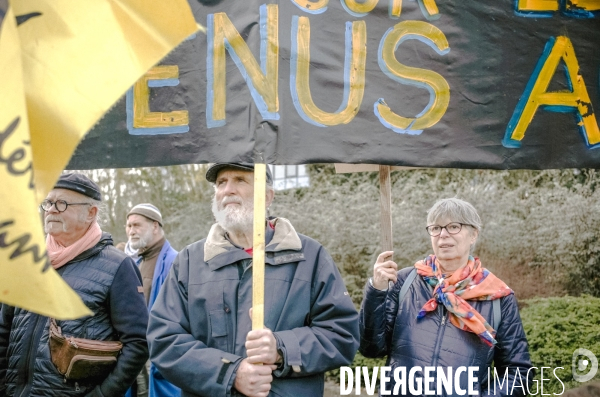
top-left (14, 0), bottom-right (199, 200)
top-left (0, 0), bottom-right (198, 319)
top-left (0, 4), bottom-right (89, 319)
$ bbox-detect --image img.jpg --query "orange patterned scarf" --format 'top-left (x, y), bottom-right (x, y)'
top-left (46, 222), bottom-right (102, 269)
top-left (415, 255), bottom-right (513, 346)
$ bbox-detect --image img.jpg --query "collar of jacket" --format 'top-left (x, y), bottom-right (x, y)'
top-left (204, 217), bottom-right (304, 270)
top-left (68, 232), bottom-right (113, 264)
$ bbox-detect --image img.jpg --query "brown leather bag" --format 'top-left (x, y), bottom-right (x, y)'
top-left (48, 318), bottom-right (122, 381)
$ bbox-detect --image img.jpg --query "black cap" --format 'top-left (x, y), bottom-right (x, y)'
top-left (54, 173), bottom-right (102, 201)
top-left (206, 163), bottom-right (273, 184)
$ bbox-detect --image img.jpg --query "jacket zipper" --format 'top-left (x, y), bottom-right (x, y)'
top-left (17, 314), bottom-right (44, 397)
top-left (232, 260), bottom-right (252, 354)
top-left (431, 306), bottom-right (448, 368)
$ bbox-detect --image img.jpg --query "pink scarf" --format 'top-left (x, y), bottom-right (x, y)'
top-left (46, 222), bottom-right (103, 269)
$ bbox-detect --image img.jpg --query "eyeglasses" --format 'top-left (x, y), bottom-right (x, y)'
top-left (40, 199), bottom-right (91, 213)
top-left (425, 222), bottom-right (472, 237)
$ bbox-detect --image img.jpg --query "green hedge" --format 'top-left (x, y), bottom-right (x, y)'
top-left (521, 295), bottom-right (600, 394)
top-left (328, 295), bottom-right (600, 395)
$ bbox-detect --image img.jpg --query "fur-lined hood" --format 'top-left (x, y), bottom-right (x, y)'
top-left (204, 217), bottom-right (302, 262)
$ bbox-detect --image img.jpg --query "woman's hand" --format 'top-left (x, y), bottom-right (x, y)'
top-left (372, 251), bottom-right (398, 290)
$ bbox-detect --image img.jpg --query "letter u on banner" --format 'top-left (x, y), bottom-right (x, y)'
top-left (290, 16), bottom-right (366, 127)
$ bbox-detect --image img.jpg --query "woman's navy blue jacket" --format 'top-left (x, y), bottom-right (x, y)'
top-left (360, 267), bottom-right (534, 397)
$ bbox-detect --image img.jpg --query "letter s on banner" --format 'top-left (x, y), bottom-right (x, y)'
top-left (375, 20), bottom-right (450, 136)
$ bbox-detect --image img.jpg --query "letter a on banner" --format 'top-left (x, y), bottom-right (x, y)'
top-left (504, 36), bottom-right (600, 149)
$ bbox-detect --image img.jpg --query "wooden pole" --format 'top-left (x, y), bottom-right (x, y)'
top-left (335, 164), bottom-right (398, 285)
top-left (378, 165), bottom-right (393, 255)
top-left (252, 163), bottom-right (266, 331)
top-left (379, 165), bottom-right (394, 288)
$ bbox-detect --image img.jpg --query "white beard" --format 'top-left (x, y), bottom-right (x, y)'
top-left (212, 194), bottom-right (254, 236)
top-left (129, 235), bottom-right (148, 250)
top-left (128, 228), bottom-right (153, 250)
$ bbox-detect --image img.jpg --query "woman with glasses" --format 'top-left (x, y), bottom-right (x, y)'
top-left (359, 198), bottom-right (533, 396)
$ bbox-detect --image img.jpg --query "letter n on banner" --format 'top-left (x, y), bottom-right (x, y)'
top-left (206, 5), bottom-right (279, 128)
top-left (503, 36), bottom-right (600, 149)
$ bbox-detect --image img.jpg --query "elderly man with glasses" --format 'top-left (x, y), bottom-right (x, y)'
top-left (0, 173), bottom-right (149, 397)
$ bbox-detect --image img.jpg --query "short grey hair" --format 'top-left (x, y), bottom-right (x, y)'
top-left (426, 198), bottom-right (482, 232)
top-left (87, 198), bottom-right (107, 226)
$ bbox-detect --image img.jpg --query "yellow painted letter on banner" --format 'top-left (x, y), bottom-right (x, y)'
top-left (376, 21), bottom-right (450, 134)
top-left (390, 0), bottom-right (402, 17)
top-left (342, 0), bottom-right (379, 14)
top-left (292, 17), bottom-right (366, 126)
top-left (209, 5), bottom-right (279, 127)
top-left (517, 0), bottom-right (559, 11)
top-left (133, 66), bottom-right (189, 128)
top-left (566, 0), bottom-right (600, 11)
top-left (341, 0), bottom-right (437, 18)
top-left (505, 36), bottom-right (600, 147)
top-left (291, 0), bottom-right (329, 13)
top-left (421, 0), bottom-right (440, 17)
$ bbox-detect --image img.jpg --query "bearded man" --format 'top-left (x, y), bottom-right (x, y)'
top-left (125, 203), bottom-right (179, 397)
top-left (0, 173), bottom-right (148, 397)
top-left (147, 163), bottom-right (359, 397)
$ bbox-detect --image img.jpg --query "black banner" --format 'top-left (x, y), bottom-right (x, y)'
top-left (69, 0), bottom-right (600, 170)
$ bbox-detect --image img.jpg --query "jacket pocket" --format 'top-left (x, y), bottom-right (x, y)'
top-left (209, 309), bottom-right (229, 351)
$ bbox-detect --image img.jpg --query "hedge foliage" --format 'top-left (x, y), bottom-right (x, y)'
top-left (521, 295), bottom-right (600, 394)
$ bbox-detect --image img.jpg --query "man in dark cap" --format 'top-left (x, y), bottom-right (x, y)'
top-left (0, 173), bottom-right (149, 397)
top-left (125, 203), bottom-right (179, 397)
top-left (148, 163), bottom-right (359, 397)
